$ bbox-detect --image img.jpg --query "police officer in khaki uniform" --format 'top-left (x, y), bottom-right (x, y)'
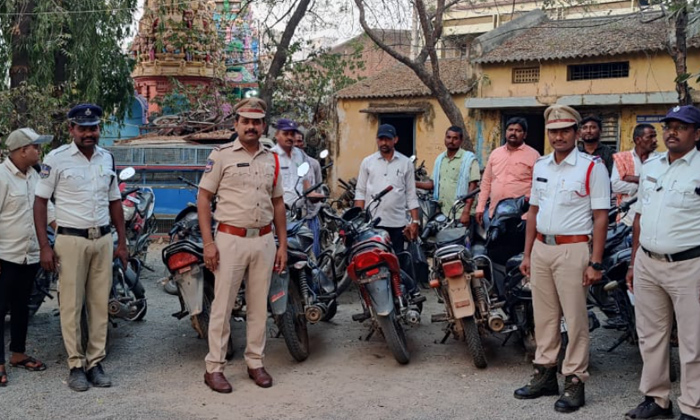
top-left (34, 104), bottom-right (128, 392)
top-left (197, 98), bottom-right (287, 393)
top-left (624, 105), bottom-right (700, 420)
top-left (515, 105), bottom-right (610, 413)
top-left (0, 128), bottom-right (55, 385)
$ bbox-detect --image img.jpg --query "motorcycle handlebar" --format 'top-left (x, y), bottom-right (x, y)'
top-left (304, 182), bottom-right (324, 196)
top-left (121, 187), bottom-right (139, 198)
top-left (178, 176), bottom-right (199, 189)
top-left (619, 197), bottom-right (638, 212)
top-left (372, 185), bottom-right (394, 201)
top-left (455, 187), bottom-right (481, 202)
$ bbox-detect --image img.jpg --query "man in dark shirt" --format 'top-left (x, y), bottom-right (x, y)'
top-left (577, 115), bottom-right (613, 175)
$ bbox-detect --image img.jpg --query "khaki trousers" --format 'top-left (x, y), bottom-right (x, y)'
top-left (205, 231), bottom-right (275, 373)
top-left (54, 233), bottom-right (113, 370)
top-left (634, 251), bottom-right (700, 417)
top-left (530, 240), bottom-right (590, 381)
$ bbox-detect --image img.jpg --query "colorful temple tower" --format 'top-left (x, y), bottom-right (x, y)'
top-left (130, 0), bottom-right (223, 115)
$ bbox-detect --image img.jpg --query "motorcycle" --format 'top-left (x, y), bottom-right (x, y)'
top-left (274, 162), bottom-right (340, 362)
top-left (117, 167), bottom-right (157, 263)
top-left (28, 226), bottom-right (57, 317)
top-left (336, 186), bottom-right (425, 364)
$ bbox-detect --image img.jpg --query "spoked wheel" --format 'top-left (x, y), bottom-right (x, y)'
top-left (277, 281), bottom-right (309, 362)
top-left (462, 317), bottom-right (487, 369)
top-left (377, 311), bottom-right (410, 365)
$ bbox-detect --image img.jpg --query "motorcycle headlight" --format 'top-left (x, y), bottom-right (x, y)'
top-left (123, 205), bottom-right (136, 221)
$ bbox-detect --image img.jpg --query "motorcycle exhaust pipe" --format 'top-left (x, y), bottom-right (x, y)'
top-left (406, 309), bottom-right (421, 325)
top-left (305, 304), bottom-right (327, 324)
top-left (108, 298), bottom-right (130, 319)
top-left (488, 311), bottom-right (506, 332)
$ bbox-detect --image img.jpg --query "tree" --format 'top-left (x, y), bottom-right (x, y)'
top-left (354, 0), bottom-right (474, 150)
top-left (667, 0), bottom-right (693, 105)
top-left (0, 0), bottom-right (137, 139)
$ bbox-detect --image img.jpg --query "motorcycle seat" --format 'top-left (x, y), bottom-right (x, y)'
top-left (286, 221), bottom-right (305, 235)
top-left (435, 227), bottom-right (468, 248)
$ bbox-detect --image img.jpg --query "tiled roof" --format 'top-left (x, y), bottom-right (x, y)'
top-left (474, 12), bottom-right (700, 64)
top-left (335, 58), bottom-right (472, 99)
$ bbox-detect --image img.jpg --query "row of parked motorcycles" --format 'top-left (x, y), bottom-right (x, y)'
top-left (158, 152), bottom-right (649, 373)
top-left (29, 167), bottom-right (154, 347)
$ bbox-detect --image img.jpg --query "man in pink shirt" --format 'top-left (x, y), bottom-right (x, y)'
top-left (476, 117), bottom-right (540, 226)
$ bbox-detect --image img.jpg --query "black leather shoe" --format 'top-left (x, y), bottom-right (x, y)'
top-left (554, 375), bottom-right (585, 413)
top-left (67, 368), bottom-right (89, 392)
top-left (514, 364), bottom-right (559, 400)
top-left (86, 363), bottom-right (112, 388)
top-left (679, 414), bottom-right (700, 420)
top-left (624, 396), bottom-right (673, 419)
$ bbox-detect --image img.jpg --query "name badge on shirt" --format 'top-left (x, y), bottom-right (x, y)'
top-left (237, 163), bottom-right (250, 168)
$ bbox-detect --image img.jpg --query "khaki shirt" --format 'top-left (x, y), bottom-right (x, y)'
top-left (199, 140), bottom-right (284, 227)
top-left (636, 149), bottom-right (700, 254)
top-left (530, 150), bottom-right (610, 235)
top-left (36, 142), bottom-right (121, 228)
top-left (0, 159), bottom-right (56, 264)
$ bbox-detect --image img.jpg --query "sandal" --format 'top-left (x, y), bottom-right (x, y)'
top-left (0, 367), bottom-right (7, 386)
top-left (10, 357), bottom-right (46, 372)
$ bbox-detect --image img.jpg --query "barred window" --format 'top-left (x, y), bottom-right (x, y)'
top-left (512, 67), bottom-right (540, 83)
top-left (568, 62), bottom-right (629, 81)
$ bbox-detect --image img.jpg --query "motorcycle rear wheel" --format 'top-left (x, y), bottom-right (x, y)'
top-left (277, 280), bottom-right (310, 362)
top-left (377, 312), bottom-right (410, 365)
top-left (462, 317), bottom-right (487, 369)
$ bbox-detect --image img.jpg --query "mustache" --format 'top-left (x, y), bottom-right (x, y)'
top-left (245, 129), bottom-right (259, 135)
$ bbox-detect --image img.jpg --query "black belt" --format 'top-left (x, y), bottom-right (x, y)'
top-left (57, 225), bottom-right (111, 240)
top-left (642, 244), bottom-right (700, 263)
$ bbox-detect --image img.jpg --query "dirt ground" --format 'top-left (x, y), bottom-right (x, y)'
top-left (1, 244), bottom-right (682, 420)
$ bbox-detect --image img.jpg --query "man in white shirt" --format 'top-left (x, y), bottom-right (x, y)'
top-left (624, 105), bottom-right (700, 420)
top-left (611, 124), bottom-right (658, 225)
top-left (0, 128), bottom-right (54, 385)
top-left (270, 119), bottom-right (312, 208)
top-left (516, 105), bottom-right (610, 413)
top-left (294, 131), bottom-right (322, 185)
top-left (34, 103), bottom-right (128, 392)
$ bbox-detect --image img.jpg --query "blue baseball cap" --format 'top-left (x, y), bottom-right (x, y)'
top-left (67, 103), bottom-right (103, 126)
top-left (661, 105), bottom-right (700, 125)
top-left (276, 118), bottom-right (299, 132)
top-left (377, 124), bottom-right (397, 139)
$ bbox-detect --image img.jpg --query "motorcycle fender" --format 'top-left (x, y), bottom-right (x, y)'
top-left (365, 277), bottom-right (393, 316)
top-left (447, 275), bottom-right (476, 318)
top-left (176, 267), bottom-right (204, 316)
top-left (269, 270), bottom-right (290, 316)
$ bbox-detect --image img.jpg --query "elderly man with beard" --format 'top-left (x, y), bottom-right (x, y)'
top-left (475, 117), bottom-right (540, 226)
top-left (577, 115), bottom-right (614, 175)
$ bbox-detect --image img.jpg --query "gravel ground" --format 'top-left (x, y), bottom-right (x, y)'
top-left (1, 244), bottom-right (682, 420)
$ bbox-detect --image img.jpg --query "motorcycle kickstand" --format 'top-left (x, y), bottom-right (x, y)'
top-left (141, 263), bottom-right (155, 272)
top-left (437, 325), bottom-right (452, 344)
top-left (606, 330), bottom-right (631, 353)
top-left (501, 331), bottom-right (514, 347)
top-left (363, 326), bottom-right (376, 342)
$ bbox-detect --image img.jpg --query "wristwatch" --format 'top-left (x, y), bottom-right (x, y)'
top-left (588, 261), bottom-right (605, 271)
top-left (410, 219), bottom-right (420, 225)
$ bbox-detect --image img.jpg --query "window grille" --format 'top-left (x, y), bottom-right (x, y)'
top-left (568, 62), bottom-right (629, 81)
top-left (512, 67), bottom-right (540, 83)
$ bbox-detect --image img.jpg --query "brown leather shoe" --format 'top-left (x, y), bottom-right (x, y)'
top-left (247, 367), bottom-right (273, 388)
top-left (204, 372), bottom-right (232, 393)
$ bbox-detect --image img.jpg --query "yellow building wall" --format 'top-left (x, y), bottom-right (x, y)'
top-left (333, 95), bottom-right (470, 193)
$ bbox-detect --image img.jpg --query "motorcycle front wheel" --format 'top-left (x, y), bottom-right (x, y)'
top-left (462, 317), bottom-right (487, 369)
top-left (377, 312), bottom-right (410, 365)
top-left (277, 280), bottom-right (310, 362)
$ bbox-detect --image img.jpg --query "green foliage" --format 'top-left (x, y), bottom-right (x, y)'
top-left (0, 0), bottom-right (137, 137)
top-left (271, 40), bottom-right (366, 130)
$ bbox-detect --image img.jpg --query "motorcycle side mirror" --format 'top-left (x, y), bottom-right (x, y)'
top-left (297, 162), bottom-right (310, 177)
top-left (410, 155), bottom-right (416, 162)
top-left (119, 167), bottom-right (136, 181)
top-left (319, 149), bottom-right (329, 159)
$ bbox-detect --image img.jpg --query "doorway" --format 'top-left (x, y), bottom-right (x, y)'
top-left (379, 115), bottom-right (416, 158)
top-left (502, 112), bottom-right (545, 155)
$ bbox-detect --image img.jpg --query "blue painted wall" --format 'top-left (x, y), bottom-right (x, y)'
top-left (102, 94), bottom-right (148, 146)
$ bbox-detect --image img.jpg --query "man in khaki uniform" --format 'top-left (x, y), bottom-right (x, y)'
top-left (515, 105), bottom-right (610, 413)
top-left (0, 128), bottom-right (55, 385)
top-left (197, 98), bottom-right (287, 393)
top-left (624, 105), bottom-right (700, 420)
top-left (34, 104), bottom-right (128, 392)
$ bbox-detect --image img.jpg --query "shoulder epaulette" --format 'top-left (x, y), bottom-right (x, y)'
top-left (51, 144), bottom-right (71, 156)
top-left (214, 141), bottom-right (235, 152)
